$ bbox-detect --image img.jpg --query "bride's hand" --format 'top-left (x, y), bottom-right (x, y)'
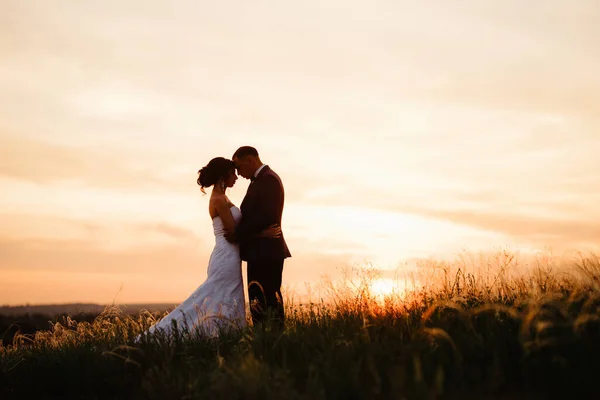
top-left (258, 224), bottom-right (282, 239)
top-left (224, 231), bottom-right (236, 243)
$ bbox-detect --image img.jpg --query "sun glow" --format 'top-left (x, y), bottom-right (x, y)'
top-left (369, 278), bottom-right (407, 300)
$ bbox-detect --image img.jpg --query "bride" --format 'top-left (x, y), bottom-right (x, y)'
top-left (141, 157), bottom-right (280, 339)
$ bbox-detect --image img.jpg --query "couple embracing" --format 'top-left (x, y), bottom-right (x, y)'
top-left (144, 146), bottom-right (291, 338)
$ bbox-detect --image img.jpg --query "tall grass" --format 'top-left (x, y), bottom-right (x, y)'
top-left (1, 251), bottom-right (599, 399)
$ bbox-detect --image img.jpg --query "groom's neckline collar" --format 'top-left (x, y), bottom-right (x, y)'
top-left (252, 164), bottom-right (267, 181)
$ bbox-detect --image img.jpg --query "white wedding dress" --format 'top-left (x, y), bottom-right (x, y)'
top-left (144, 205), bottom-right (246, 338)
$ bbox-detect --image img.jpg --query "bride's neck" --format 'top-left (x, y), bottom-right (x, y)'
top-left (212, 186), bottom-right (226, 196)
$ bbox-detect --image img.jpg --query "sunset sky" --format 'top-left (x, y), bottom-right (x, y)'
top-left (1, 0), bottom-right (599, 305)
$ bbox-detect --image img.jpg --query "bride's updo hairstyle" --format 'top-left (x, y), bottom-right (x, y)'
top-left (197, 157), bottom-right (235, 194)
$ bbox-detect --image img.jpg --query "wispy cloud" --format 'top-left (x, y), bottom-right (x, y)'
top-left (0, 137), bottom-right (174, 188)
top-left (398, 207), bottom-right (600, 249)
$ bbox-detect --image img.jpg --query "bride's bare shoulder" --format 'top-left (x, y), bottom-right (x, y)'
top-left (212, 194), bottom-right (235, 207)
top-left (209, 194), bottom-right (228, 217)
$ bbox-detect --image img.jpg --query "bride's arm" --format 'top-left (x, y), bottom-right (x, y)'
top-left (214, 198), bottom-right (236, 236)
top-left (225, 222), bottom-right (280, 242)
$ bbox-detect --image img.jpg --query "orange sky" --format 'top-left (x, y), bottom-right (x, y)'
top-left (1, 0), bottom-right (599, 305)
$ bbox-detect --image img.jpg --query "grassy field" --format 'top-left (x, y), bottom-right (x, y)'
top-left (1, 251), bottom-right (599, 399)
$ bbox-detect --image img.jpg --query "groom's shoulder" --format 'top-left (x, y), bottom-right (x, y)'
top-left (263, 167), bottom-right (283, 183)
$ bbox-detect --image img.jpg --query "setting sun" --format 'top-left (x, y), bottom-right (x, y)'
top-left (369, 278), bottom-right (400, 298)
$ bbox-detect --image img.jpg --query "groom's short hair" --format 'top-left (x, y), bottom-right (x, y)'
top-left (233, 146), bottom-right (259, 159)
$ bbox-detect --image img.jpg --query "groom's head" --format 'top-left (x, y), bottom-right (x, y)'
top-left (232, 146), bottom-right (263, 180)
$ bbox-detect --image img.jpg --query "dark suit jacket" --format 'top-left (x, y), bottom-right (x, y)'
top-left (235, 165), bottom-right (291, 262)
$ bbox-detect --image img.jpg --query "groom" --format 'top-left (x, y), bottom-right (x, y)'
top-left (226, 146), bottom-right (291, 328)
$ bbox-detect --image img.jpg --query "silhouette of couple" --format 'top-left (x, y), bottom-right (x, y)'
top-left (143, 146), bottom-right (290, 338)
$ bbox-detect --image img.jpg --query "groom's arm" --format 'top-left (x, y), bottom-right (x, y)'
top-left (235, 176), bottom-right (282, 241)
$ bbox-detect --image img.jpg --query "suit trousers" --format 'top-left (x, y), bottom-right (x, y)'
top-left (247, 259), bottom-right (285, 328)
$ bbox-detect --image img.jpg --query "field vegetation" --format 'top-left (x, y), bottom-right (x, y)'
top-left (1, 251), bottom-right (599, 399)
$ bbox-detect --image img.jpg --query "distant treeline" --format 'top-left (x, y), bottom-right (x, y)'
top-left (0, 303), bottom-right (177, 317)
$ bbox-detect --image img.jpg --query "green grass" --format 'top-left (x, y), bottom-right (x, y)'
top-left (1, 251), bottom-right (600, 399)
